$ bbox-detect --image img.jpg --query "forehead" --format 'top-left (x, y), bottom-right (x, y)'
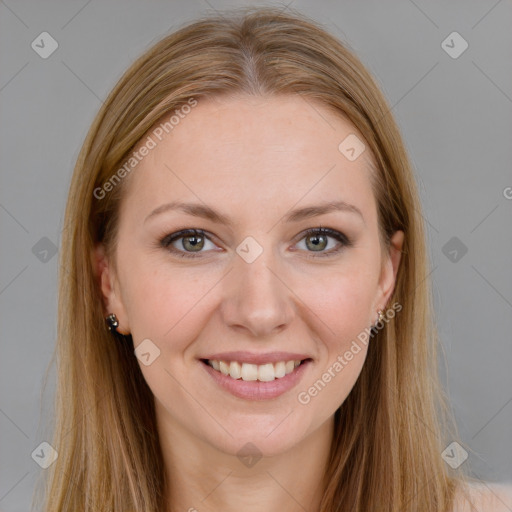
top-left (122, 94), bottom-right (377, 226)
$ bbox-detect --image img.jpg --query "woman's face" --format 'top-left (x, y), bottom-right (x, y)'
top-left (96, 94), bottom-right (403, 457)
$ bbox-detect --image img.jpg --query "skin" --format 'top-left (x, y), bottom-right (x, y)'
top-left (453, 483), bottom-right (512, 512)
top-left (95, 94), bottom-right (404, 512)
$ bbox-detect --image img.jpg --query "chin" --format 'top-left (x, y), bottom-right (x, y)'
top-left (199, 412), bottom-right (315, 460)
top-left (211, 432), bottom-right (300, 460)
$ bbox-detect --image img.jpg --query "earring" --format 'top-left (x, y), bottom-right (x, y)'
top-left (105, 313), bottom-right (119, 332)
top-left (371, 309), bottom-right (385, 329)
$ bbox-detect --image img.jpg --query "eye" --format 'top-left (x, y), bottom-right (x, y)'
top-left (159, 229), bottom-right (217, 259)
top-left (293, 227), bottom-right (352, 257)
top-left (159, 227), bottom-right (352, 259)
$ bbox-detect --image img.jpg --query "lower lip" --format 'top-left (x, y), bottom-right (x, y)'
top-left (201, 360), bottom-right (311, 401)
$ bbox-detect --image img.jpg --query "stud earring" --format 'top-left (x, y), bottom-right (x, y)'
top-left (371, 309), bottom-right (385, 330)
top-left (105, 313), bottom-right (119, 332)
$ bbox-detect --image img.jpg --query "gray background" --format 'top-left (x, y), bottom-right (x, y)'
top-left (1, 1), bottom-right (511, 510)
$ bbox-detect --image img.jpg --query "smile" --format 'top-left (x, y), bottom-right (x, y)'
top-left (206, 359), bottom-right (303, 381)
top-left (200, 355), bottom-right (312, 400)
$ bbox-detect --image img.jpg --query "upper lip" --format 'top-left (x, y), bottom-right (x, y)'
top-left (200, 351), bottom-right (312, 365)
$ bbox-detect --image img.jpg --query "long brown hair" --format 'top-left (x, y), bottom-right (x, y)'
top-left (34, 6), bottom-right (476, 511)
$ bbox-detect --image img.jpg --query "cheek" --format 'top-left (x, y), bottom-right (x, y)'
top-left (293, 255), bottom-right (377, 384)
top-left (118, 254), bottom-right (221, 350)
top-left (300, 259), bottom-right (378, 340)
top-left (294, 269), bottom-right (374, 413)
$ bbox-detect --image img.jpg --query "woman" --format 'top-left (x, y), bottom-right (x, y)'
top-left (34, 6), bottom-right (511, 512)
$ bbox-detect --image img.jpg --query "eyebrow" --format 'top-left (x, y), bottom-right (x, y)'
top-left (144, 200), bottom-right (365, 226)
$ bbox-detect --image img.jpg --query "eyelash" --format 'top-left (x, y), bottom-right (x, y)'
top-left (158, 227), bottom-right (353, 259)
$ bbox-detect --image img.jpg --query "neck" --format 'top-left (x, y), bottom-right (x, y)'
top-left (158, 412), bottom-right (334, 512)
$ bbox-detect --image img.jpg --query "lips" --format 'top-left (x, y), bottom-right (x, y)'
top-left (199, 351), bottom-right (312, 400)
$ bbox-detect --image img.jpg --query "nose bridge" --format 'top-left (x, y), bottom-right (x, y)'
top-left (220, 239), bottom-right (294, 337)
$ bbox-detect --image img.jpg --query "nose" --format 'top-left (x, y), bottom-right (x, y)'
top-left (219, 246), bottom-right (295, 338)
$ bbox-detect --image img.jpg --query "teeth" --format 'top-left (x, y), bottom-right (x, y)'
top-left (241, 363), bottom-right (258, 381)
top-left (274, 361), bottom-right (286, 378)
top-left (258, 363), bottom-right (275, 382)
top-left (207, 359), bottom-right (303, 381)
top-left (229, 361), bottom-right (242, 379)
top-left (219, 361), bottom-right (230, 376)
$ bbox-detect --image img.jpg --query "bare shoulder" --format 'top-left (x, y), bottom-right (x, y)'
top-left (451, 481), bottom-right (512, 512)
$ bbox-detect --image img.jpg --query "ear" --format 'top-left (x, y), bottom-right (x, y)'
top-left (92, 244), bottom-right (130, 335)
top-left (374, 230), bottom-right (404, 314)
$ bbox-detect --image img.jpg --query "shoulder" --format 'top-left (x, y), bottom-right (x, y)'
top-left (451, 481), bottom-right (512, 512)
